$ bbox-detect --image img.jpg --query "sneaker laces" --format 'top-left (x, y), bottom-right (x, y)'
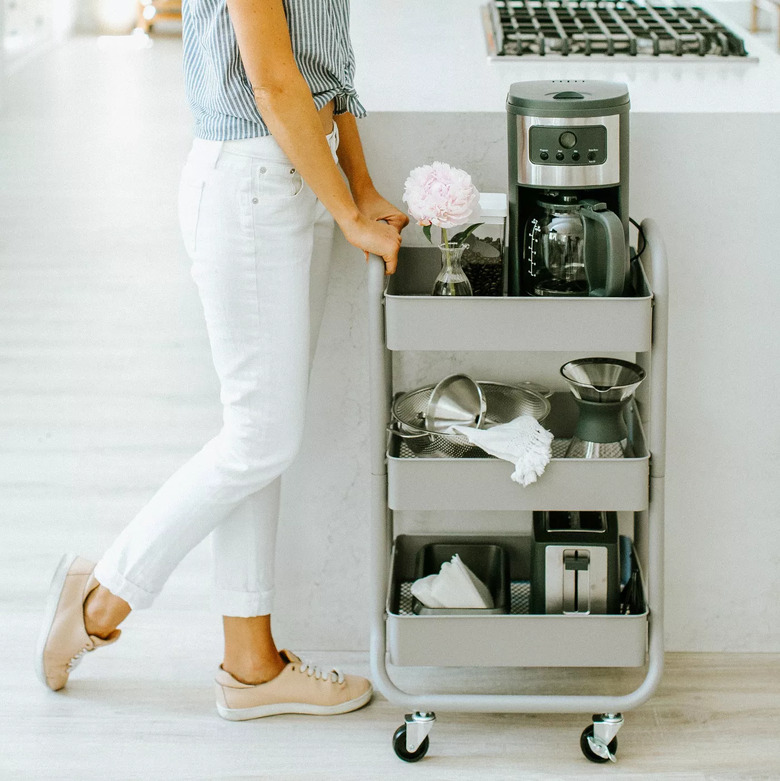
top-left (298, 658), bottom-right (344, 684)
top-left (66, 645), bottom-right (91, 672)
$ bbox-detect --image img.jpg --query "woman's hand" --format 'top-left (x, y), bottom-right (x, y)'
top-left (354, 187), bottom-right (410, 234)
top-left (340, 212), bottom-right (402, 275)
top-left (347, 186), bottom-right (409, 274)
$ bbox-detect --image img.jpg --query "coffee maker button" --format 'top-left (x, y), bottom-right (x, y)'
top-left (559, 131), bottom-right (577, 149)
top-left (571, 151), bottom-right (581, 161)
top-left (555, 151), bottom-right (565, 161)
top-left (587, 151), bottom-right (597, 162)
top-left (539, 151), bottom-right (549, 161)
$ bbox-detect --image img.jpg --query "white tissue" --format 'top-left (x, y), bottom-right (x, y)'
top-left (450, 414), bottom-right (553, 486)
top-left (409, 573), bottom-right (446, 608)
top-left (411, 554), bottom-right (494, 609)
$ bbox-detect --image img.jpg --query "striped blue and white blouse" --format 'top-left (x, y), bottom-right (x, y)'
top-left (182, 0), bottom-right (366, 140)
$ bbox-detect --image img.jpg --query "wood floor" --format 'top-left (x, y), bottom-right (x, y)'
top-left (1, 35), bottom-right (779, 780)
top-left (2, 619), bottom-right (780, 779)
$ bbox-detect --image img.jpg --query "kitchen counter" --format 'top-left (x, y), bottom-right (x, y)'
top-left (352, 0), bottom-right (780, 113)
top-left (336, 0), bottom-right (780, 654)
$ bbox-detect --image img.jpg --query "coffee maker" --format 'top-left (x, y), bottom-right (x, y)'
top-left (506, 81), bottom-right (631, 297)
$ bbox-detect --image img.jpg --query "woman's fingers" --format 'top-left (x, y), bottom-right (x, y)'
top-left (344, 214), bottom-right (401, 274)
top-left (384, 212), bottom-right (409, 233)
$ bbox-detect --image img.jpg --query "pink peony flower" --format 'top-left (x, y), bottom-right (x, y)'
top-left (402, 162), bottom-right (480, 230)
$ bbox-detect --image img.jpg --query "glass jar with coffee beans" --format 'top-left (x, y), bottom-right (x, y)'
top-left (462, 236), bottom-right (504, 296)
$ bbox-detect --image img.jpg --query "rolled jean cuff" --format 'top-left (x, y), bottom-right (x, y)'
top-left (214, 588), bottom-right (274, 618)
top-left (93, 561), bottom-right (157, 611)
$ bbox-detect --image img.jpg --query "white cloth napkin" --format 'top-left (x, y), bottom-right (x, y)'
top-left (450, 414), bottom-right (554, 486)
top-left (411, 554), bottom-right (494, 609)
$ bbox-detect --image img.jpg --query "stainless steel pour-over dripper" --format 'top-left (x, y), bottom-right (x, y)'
top-left (561, 358), bottom-right (646, 458)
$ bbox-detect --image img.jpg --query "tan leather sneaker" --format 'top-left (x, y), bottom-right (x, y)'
top-left (215, 650), bottom-right (373, 721)
top-left (36, 554), bottom-right (121, 691)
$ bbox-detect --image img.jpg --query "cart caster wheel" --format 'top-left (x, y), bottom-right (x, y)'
top-left (580, 725), bottom-right (618, 763)
top-left (393, 725), bottom-right (429, 762)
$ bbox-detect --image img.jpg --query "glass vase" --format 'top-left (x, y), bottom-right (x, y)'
top-left (432, 242), bottom-right (473, 296)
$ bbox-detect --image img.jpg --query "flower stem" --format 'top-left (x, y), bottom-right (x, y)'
top-left (440, 228), bottom-right (455, 295)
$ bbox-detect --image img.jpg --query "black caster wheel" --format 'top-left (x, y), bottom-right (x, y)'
top-left (392, 725), bottom-right (429, 763)
top-left (580, 725), bottom-right (618, 763)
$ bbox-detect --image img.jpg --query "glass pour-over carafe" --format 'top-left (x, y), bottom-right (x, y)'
top-left (561, 358), bottom-right (646, 458)
top-left (522, 194), bottom-right (628, 297)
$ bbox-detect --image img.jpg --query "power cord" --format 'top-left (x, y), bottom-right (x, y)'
top-left (629, 217), bottom-right (647, 261)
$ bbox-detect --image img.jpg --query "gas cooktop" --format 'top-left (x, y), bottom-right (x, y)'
top-left (483, 0), bottom-right (753, 59)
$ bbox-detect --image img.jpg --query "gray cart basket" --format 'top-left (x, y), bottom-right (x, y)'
top-left (368, 220), bottom-right (668, 764)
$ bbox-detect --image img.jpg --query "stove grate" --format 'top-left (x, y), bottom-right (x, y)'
top-left (487, 0), bottom-right (749, 57)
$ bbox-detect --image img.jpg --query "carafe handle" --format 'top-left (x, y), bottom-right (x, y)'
top-left (581, 201), bottom-right (627, 297)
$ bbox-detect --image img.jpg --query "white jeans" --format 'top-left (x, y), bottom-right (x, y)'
top-left (94, 125), bottom-right (339, 617)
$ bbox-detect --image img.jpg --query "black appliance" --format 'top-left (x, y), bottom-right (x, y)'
top-left (506, 79), bottom-right (631, 296)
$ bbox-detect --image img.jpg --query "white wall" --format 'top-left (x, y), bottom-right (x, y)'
top-left (0, 0), bottom-right (76, 107)
top-left (74, 0), bottom-right (137, 34)
top-left (2, 0), bottom-right (76, 62)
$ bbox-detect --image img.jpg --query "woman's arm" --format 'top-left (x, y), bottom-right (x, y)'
top-left (334, 112), bottom-right (409, 234)
top-left (226, 0), bottom-right (401, 271)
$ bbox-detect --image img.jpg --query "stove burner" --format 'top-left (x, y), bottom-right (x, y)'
top-left (486, 0), bottom-right (749, 57)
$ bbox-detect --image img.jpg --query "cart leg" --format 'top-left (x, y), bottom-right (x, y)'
top-left (392, 712), bottom-right (436, 762)
top-left (581, 713), bottom-right (623, 763)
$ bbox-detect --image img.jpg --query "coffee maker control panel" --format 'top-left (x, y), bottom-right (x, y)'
top-left (529, 125), bottom-right (607, 166)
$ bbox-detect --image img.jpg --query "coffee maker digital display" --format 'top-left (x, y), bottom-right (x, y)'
top-left (506, 80), bottom-right (631, 297)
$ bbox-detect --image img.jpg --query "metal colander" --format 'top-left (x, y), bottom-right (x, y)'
top-left (391, 381), bottom-right (551, 458)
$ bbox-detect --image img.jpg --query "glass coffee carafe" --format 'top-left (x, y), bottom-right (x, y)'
top-left (522, 193), bottom-right (628, 297)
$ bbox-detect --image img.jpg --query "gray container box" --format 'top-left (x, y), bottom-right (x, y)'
top-left (387, 535), bottom-right (648, 668)
top-left (388, 393), bottom-right (649, 512)
top-left (413, 542), bottom-right (510, 615)
top-left (384, 246), bottom-right (652, 352)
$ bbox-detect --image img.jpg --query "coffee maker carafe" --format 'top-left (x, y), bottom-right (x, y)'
top-left (507, 80), bottom-right (631, 297)
top-left (523, 193), bottom-right (627, 297)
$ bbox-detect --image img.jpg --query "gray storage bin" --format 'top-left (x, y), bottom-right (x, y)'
top-left (388, 393), bottom-right (649, 512)
top-left (384, 246), bottom-right (653, 352)
top-left (387, 535), bottom-right (648, 668)
top-left (413, 542), bottom-right (510, 615)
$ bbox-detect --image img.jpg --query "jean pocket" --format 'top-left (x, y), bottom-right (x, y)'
top-left (178, 174), bottom-right (204, 258)
top-left (252, 160), bottom-right (305, 202)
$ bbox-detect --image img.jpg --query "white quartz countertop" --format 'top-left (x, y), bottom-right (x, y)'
top-left (351, 0), bottom-right (780, 113)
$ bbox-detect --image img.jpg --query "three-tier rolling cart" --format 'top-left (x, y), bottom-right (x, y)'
top-left (367, 221), bottom-right (668, 764)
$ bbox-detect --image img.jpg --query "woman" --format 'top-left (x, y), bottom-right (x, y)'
top-left (36, 0), bottom-right (407, 720)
